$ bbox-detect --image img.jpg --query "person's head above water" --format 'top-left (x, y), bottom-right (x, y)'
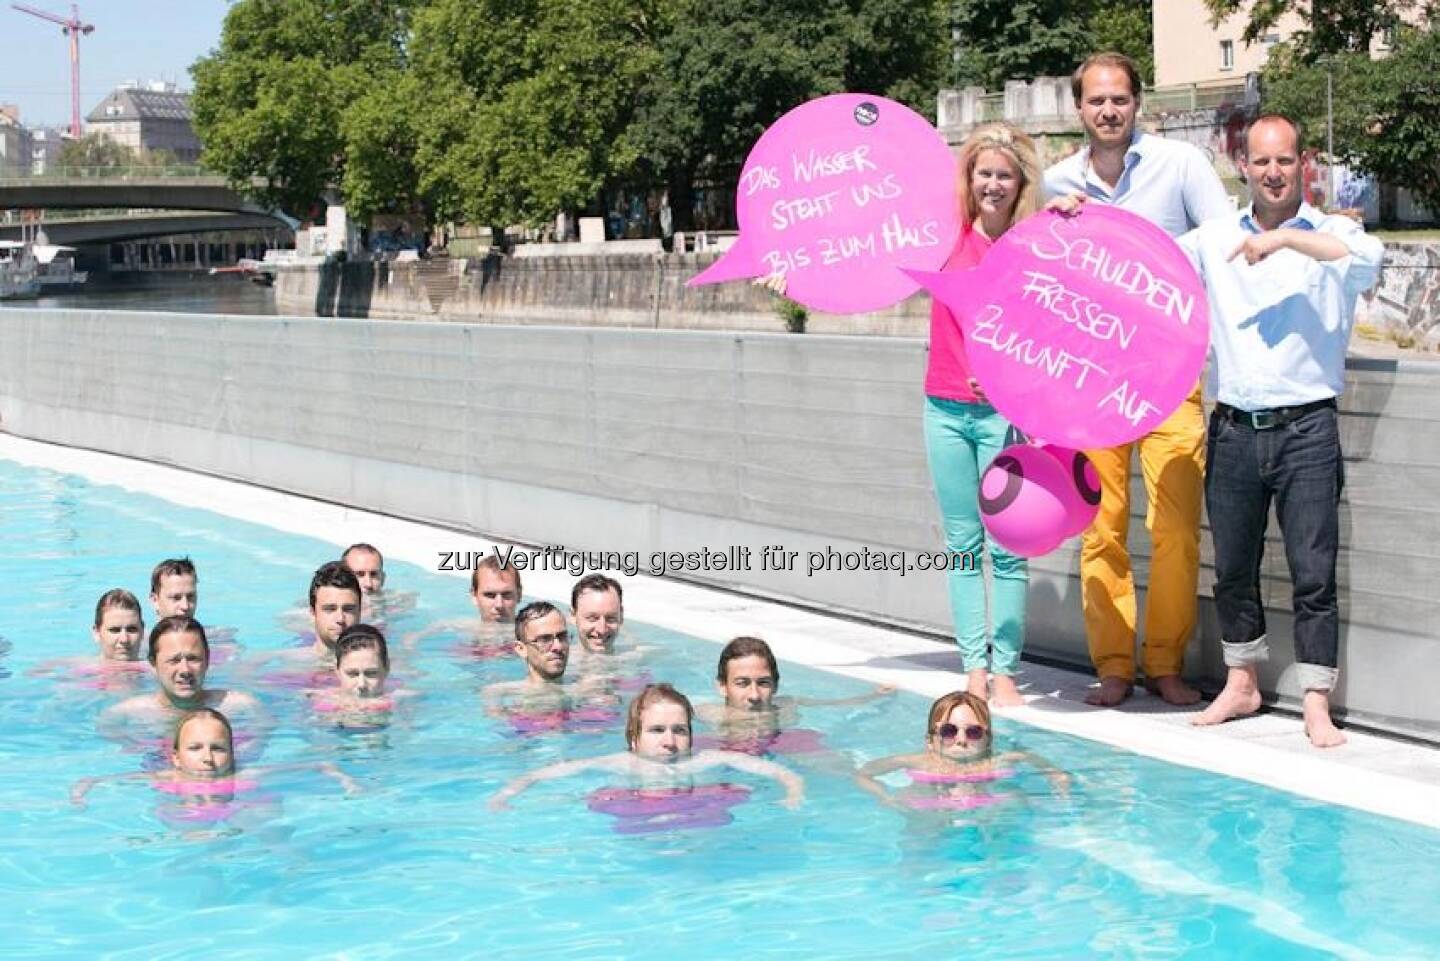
top-left (715, 636), bottom-right (780, 711)
top-left (472, 557), bottom-right (522, 623)
top-left (147, 616), bottom-right (210, 703)
top-left (571, 574), bottom-right (624, 654)
top-left (512, 601), bottom-right (569, 682)
top-left (334, 623), bottom-right (390, 698)
top-left (309, 561), bottom-right (362, 649)
top-left (341, 543), bottom-right (386, 595)
top-left (93, 588), bottom-right (145, 661)
top-left (625, 683), bottom-right (694, 761)
top-left (926, 691), bottom-right (993, 760)
top-left (171, 707), bottom-right (235, 778)
top-left (149, 557), bottom-right (198, 619)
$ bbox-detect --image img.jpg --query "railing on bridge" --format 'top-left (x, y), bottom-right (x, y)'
top-left (0, 165), bottom-right (217, 183)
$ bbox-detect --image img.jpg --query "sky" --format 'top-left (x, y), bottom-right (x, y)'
top-left (1, 0), bottom-right (230, 129)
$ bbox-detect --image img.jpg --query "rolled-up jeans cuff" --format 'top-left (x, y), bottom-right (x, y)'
top-left (1222, 635), bottom-right (1269, 668)
top-left (1296, 663), bottom-right (1338, 693)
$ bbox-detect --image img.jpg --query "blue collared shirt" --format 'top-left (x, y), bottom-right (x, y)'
top-left (1043, 131), bottom-right (1233, 238)
top-left (1178, 203), bottom-right (1385, 410)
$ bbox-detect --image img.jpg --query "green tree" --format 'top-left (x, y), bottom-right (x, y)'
top-left (407, 0), bottom-right (660, 228)
top-left (1203, 0), bottom-right (1428, 59)
top-left (190, 0), bottom-right (413, 216)
top-left (633, 0), bottom-right (948, 232)
top-left (949, 0), bottom-right (1093, 89)
top-left (58, 133), bottom-right (136, 170)
top-left (1088, 1), bottom-right (1154, 85)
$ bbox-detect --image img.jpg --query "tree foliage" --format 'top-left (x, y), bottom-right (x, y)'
top-left (949, 0), bottom-right (1153, 90)
top-left (189, 0), bottom-right (953, 229)
top-left (1261, 25), bottom-right (1440, 217)
top-left (1203, 0), bottom-right (1431, 59)
top-left (58, 133), bottom-right (137, 169)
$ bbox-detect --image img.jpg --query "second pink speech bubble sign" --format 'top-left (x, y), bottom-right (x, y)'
top-left (687, 94), bottom-right (960, 314)
top-left (905, 205), bottom-right (1210, 451)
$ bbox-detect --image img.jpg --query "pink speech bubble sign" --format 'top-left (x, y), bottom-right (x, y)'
top-left (904, 206), bottom-right (1209, 450)
top-left (687, 93), bottom-right (960, 315)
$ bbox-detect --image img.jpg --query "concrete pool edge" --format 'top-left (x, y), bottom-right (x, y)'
top-left (6, 431), bottom-right (1440, 831)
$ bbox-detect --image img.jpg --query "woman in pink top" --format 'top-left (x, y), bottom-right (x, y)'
top-left (923, 123), bottom-right (1043, 707)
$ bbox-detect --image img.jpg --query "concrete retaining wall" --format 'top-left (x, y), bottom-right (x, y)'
top-left (3, 308), bottom-right (1439, 739)
top-left (278, 244), bottom-right (1440, 348)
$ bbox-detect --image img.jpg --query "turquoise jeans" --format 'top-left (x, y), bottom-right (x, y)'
top-left (923, 396), bottom-right (1029, 674)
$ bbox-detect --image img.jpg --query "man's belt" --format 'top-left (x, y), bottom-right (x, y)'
top-left (1214, 397), bottom-right (1337, 431)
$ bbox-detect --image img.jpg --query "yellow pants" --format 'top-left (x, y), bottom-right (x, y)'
top-left (1080, 385), bottom-right (1205, 681)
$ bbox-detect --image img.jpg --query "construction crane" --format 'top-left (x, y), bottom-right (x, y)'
top-left (12, 3), bottom-right (95, 138)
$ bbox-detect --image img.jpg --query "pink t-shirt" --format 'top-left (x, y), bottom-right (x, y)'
top-left (923, 224), bottom-right (992, 403)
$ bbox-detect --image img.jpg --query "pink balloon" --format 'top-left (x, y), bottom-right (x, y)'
top-left (688, 93), bottom-right (960, 314)
top-left (903, 206), bottom-right (1210, 450)
top-left (978, 444), bottom-right (1071, 558)
top-left (1039, 443), bottom-right (1102, 538)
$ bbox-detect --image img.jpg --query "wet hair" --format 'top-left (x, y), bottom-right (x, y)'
top-left (1071, 51), bottom-right (1143, 104)
top-left (955, 123), bottom-right (1044, 230)
top-left (149, 557), bottom-right (196, 595)
top-left (625, 683), bottom-right (694, 751)
top-left (926, 691), bottom-right (992, 748)
top-left (570, 573), bottom-right (623, 611)
top-left (171, 707), bottom-right (234, 755)
top-left (471, 555), bottom-right (522, 597)
top-left (1240, 113), bottom-right (1304, 158)
top-left (335, 623), bottom-right (390, 669)
top-left (716, 636), bottom-right (779, 685)
top-left (513, 600), bottom-right (562, 642)
top-left (309, 560), bottom-right (362, 610)
top-left (341, 543), bottom-right (384, 568)
top-left (93, 588), bottom-right (143, 629)
top-left (147, 615), bottom-right (209, 665)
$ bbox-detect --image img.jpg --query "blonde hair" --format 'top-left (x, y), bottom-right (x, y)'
top-left (625, 683), bottom-right (693, 751)
top-left (926, 690), bottom-right (993, 750)
top-left (954, 123), bottom-right (1043, 231)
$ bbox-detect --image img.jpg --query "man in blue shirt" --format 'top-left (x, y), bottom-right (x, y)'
top-left (1045, 53), bottom-right (1233, 708)
top-left (1179, 114), bottom-right (1383, 747)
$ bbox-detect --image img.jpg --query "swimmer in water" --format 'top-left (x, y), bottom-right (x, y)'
top-left (341, 543), bottom-right (417, 624)
top-left (30, 589), bottom-right (149, 685)
top-left (854, 691), bottom-right (1068, 810)
top-left (695, 636), bottom-right (895, 736)
top-left (72, 708), bottom-right (357, 815)
top-left (149, 557), bottom-right (239, 650)
top-left (249, 562), bottom-right (363, 681)
top-left (482, 602), bottom-right (619, 727)
top-left (304, 624), bottom-right (416, 716)
top-left (404, 555), bottom-right (522, 655)
top-left (103, 617), bottom-right (265, 729)
top-left (489, 683), bottom-right (804, 810)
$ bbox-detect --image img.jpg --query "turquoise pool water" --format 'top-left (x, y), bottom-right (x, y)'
top-left (2, 457), bottom-right (1439, 959)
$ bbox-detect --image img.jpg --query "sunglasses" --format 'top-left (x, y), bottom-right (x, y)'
top-left (936, 722), bottom-right (987, 743)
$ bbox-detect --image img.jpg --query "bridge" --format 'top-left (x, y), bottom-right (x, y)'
top-left (0, 211), bottom-right (290, 245)
top-left (0, 166), bottom-right (292, 224)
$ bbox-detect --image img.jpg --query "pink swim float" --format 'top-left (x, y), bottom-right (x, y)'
top-left (693, 728), bottom-right (826, 756)
top-left (312, 695), bottom-right (396, 713)
top-left (508, 707), bottom-right (621, 736)
top-left (154, 777), bottom-right (265, 825)
top-left (903, 792), bottom-right (1008, 812)
top-left (587, 783), bottom-right (752, 835)
top-left (906, 767), bottom-right (1015, 784)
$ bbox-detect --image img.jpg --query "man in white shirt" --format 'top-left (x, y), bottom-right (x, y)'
top-left (1045, 53), bottom-right (1233, 707)
top-left (1179, 114), bottom-right (1383, 747)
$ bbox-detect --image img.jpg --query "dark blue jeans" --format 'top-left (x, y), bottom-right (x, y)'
top-left (1204, 405), bottom-right (1343, 691)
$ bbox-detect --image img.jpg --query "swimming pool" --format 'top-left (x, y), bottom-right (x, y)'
top-left (3, 454), bottom-right (1439, 959)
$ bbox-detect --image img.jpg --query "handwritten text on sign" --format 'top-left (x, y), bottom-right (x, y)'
top-left (903, 206), bottom-right (1209, 450)
top-left (688, 94), bottom-right (960, 315)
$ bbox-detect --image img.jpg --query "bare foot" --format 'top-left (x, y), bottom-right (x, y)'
top-left (1303, 691), bottom-right (1347, 748)
top-left (1192, 667), bottom-right (1262, 726)
top-left (990, 674), bottom-right (1025, 708)
top-left (966, 668), bottom-right (989, 699)
top-left (1147, 674), bottom-right (1202, 706)
top-left (1084, 676), bottom-right (1132, 706)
